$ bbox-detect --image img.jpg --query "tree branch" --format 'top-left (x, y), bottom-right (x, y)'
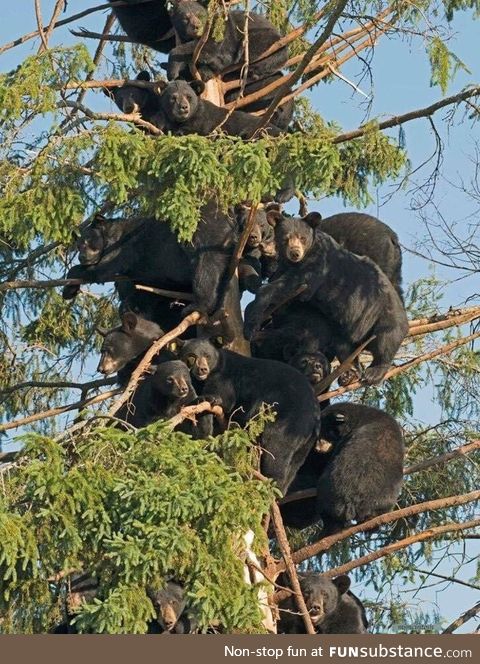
top-left (0, 376), bottom-right (115, 397)
top-left (275, 490), bottom-right (480, 574)
top-left (319, 331), bottom-right (480, 402)
top-left (404, 440), bottom-right (480, 475)
top-left (108, 311), bottom-right (203, 418)
top-left (270, 501), bottom-right (316, 634)
top-left (252, 0), bottom-right (349, 134)
top-left (333, 86), bottom-right (480, 144)
top-left (58, 101), bottom-right (162, 135)
top-left (320, 519), bottom-right (480, 580)
top-left (166, 401), bottom-right (224, 430)
top-left (0, 389), bottom-right (121, 433)
top-left (442, 601), bottom-right (480, 634)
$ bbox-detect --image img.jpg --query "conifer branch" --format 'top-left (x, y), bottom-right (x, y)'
top-left (0, 377), bottom-right (115, 397)
top-left (252, 0), bottom-right (350, 135)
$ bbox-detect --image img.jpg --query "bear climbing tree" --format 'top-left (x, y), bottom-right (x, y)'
top-left (0, 0), bottom-right (479, 635)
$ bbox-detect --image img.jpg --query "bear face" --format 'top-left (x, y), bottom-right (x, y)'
top-left (288, 351), bottom-right (331, 388)
top-left (167, 0), bottom-right (206, 40)
top-left (152, 361), bottom-right (193, 399)
top-left (178, 339), bottom-right (220, 382)
top-left (236, 205), bottom-right (276, 252)
top-left (148, 581), bottom-right (186, 632)
top-left (267, 211), bottom-right (323, 263)
top-left (301, 574), bottom-right (350, 627)
top-left (105, 70), bottom-right (154, 114)
top-left (96, 313), bottom-right (163, 376)
top-left (76, 216), bottom-right (110, 266)
top-left (159, 80), bottom-right (204, 124)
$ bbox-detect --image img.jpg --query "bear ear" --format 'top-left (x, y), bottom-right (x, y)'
top-left (166, 338), bottom-right (185, 355)
top-left (334, 412), bottom-right (346, 423)
top-left (333, 575), bottom-right (351, 595)
top-left (265, 201), bottom-right (281, 212)
top-left (136, 70), bottom-right (151, 82)
top-left (95, 326), bottom-right (108, 338)
top-left (303, 211), bottom-right (322, 228)
top-left (190, 80), bottom-right (206, 96)
top-left (154, 80), bottom-right (168, 95)
top-left (266, 210), bottom-right (284, 228)
top-left (121, 311), bottom-right (138, 333)
top-left (210, 336), bottom-right (225, 348)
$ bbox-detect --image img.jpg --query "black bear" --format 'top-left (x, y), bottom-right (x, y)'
top-left (250, 301), bottom-right (337, 364)
top-left (225, 73), bottom-right (294, 131)
top-left (96, 312), bottom-right (169, 386)
top-left (147, 582), bottom-right (197, 633)
top-left (166, 1), bottom-right (288, 82)
top-left (108, 0), bottom-right (175, 53)
top-left (244, 212), bottom-right (409, 385)
top-left (288, 350), bottom-right (331, 393)
top-left (62, 205), bottom-right (241, 317)
top-left (318, 212), bottom-right (403, 299)
top-left (156, 79), bottom-right (282, 138)
top-left (104, 70), bottom-right (163, 126)
top-left (315, 402), bottom-right (405, 533)
top-left (174, 338), bottom-right (320, 493)
top-left (115, 359), bottom-right (213, 437)
top-left (278, 573), bottom-right (368, 634)
top-left (115, 281), bottom-right (192, 333)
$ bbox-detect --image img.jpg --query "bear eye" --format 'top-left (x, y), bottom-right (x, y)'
top-left (167, 376), bottom-right (174, 383)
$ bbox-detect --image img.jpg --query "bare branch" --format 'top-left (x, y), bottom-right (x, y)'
top-left (275, 490), bottom-right (480, 574)
top-left (405, 440), bottom-right (480, 475)
top-left (442, 601), bottom-right (480, 634)
top-left (166, 401), bottom-right (224, 431)
top-left (0, 389), bottom-right (121, 433)
top-left (320, 519), bottom-right (480, 579)
top-left (333, 86), bottom-right (480, 144)
top-left (270, 501), bottom-right (316, 634)
top-left (0, 376), bottom-right (115, 397)
top-left (319, 331), bottom-right (480, 403)
top-left (58, 101), bottom-right (162, 135)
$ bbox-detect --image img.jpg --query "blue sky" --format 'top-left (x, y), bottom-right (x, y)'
top-left (0, 2), bottom-right (478, 633)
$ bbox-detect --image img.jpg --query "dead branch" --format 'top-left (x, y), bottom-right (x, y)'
top-left (0, 389), bottom-right (121, 434)
top-left (58, 101), bottom-right (162, 135)
top-left (408, 307), bottom-right (480, 337)
top-left (275, 490), bottom-right (480, 574)
top-left (405, 440), bottom-right (480, 475)
top-left (413, 568), bottom-right (480, 591)
top-left (108, 311), bottom-right (203, 418)
top-left (314, 335), bottom-right (375, 396)
top-left (279, 441), bottom-right (480, 508)
top-left (252, 0), bottom-right (349, 134)
top-left (319, 331), bottom-right (480, 402)
top-left (34, 0), bottom-right (48, 52)
top-left (135, 285), bottom-right (193, 301)
top-left (333, 85), bottom-right (480, 144)
top-left (0, 376), bottom-right (115, 397)
top-left (166, 401), bottom-right (224, 430)
top-left (0, 2), bottom-right (157, 55)
top-left (321, 519), bottom-right (480, 579)
top-left (270, 501), bottom-right (316, 634)
top-left (442, 601), bottom-right (480, 634)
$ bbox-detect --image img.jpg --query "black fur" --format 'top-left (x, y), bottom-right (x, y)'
top-left (316, 403), bottom-right (405, 532)
top-left (318, 212), bottom-right (403, 299)
top-left (278, 573), bottom-right (368, 634)
top-left (157, 79), bottom-right (281, 138)
top-left (147, 582), bottom-right (197, 633)
top-left (104, 70), bottom-right (163, 126)
top-left (62, 205), bottom-right (240, 317)
top-left (244, 212), bottom-right (409, 386)
top-left (108, 0), bottom-right (175, 53)
top-left (166, 2), bottom-right (288, 82)
top-left (176, 339), bottom-right (320, 493)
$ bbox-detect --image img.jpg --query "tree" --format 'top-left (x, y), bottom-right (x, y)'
top-left (0, 0), bottom-right (479, 634)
